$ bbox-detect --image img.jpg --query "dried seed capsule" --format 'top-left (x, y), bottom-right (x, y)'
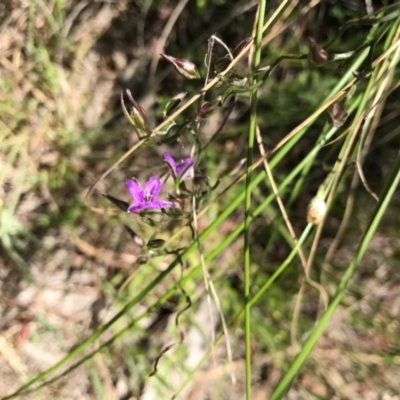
top-left (307, 197), bottom-right (327, 224)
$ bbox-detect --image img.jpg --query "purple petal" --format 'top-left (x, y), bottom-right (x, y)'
top-left (175, 157), bottom-right (194, 179)
top-left (164, 152), bottom-right (177, 172)
top-left (145, 177), bottom-right (163, 199)
top-left (127, 200), bottom-right (176, 213)
top-left (152, 200), bottom-right (177, 209)
top-left (127, 203), bottom-right (149, 213)
top-left (164, 152), bottom-right (194, 179)
top-left (125, 178), bottom-right (144, 204)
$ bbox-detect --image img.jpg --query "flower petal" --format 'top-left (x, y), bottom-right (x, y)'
top-left (164, 152), bottom-right (194, 179)
top-left (125, 178), bottom-right (144, 204)
top-left (127, 203), bottom-right (149, 213)
top-left (163, 152), bottom-right (177, 172)
top-left (175, 157), bottom-right (194, 179)
top-left (150, 200), bottom-right (177, 209)
top-left (145, 177), bottom-right (163, 199)
top-left (127, 200), bottom-right (176, 213)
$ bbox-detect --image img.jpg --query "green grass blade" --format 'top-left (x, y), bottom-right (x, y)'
top-left (270, 148), bottom-right (400, 399)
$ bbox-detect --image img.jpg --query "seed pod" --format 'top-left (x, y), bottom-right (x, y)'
top-left (308, 37), bottom-right (328, 66)
top-left (326, 103), bottom-right (348, 128)
top-left (307, 197), bottom-right (327, 225)
top-left (162, 92), bottom-right (187, 118)
top-left (161, 54), bottom-right (201, 80)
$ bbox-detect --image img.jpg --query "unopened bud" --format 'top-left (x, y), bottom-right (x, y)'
top-left (307, 197), bottom-right (327, 225)
top-left (162, 92), bottom-right (187, 118)
top-left (137, 255), bottom-right (148, 264)
top-left (121, 89), bottom-right (148, 131)
top-left (326, 103), bottom-right (348, 128)
top-left (214, 57), bottom-right (231, 74)
top-left (308, 37), bottom-right (328, 66)
top-left (147, 239), bottom-right (165, 249)
top-left (161, 54), bottom-right (201, 80)
top-left (196, 96), bottom-right (222, 120)
top-left (232, 37), bottom-right (253, 57)
top-left (102, 193), bottom-right (129, 211)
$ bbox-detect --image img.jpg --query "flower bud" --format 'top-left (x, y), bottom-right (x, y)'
top-left (121, 89), bottom-right (148, 131)
top-left (161, 54), bottom-right (201, 80)
top-left (232, 37), bottom-right (253, 57)
top-left (307, 197), bottom-right (327, 225)
top-left (162, 92), bottom-right (187, 118)
top-left (214, 57), bottom-right (231, 75)
top-left (147, 239), bottom-right (165, 249)
top-left (102, 193), bottom-right (129, 211)
top-left (326, 103), bottom-right (348, 128)
top-left (196, 96), bottom-right (222, 120)
top-left (137, 256), bottom-right (148, 264)
top-left (308, 37), bottom-right (328, 66)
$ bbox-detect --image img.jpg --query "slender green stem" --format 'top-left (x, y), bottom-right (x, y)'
top-left (244, 2), bottom-right (266, 398)
top-left (270, 148), bottom-right (400, 399)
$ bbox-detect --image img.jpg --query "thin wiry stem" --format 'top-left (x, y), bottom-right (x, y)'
top-left (191, 35), bottom-right (235, 383)
top-left (244, 1), bottom-right (266, 398)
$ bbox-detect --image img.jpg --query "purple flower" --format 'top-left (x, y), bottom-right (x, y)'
top-left (164, 152), bottom-right (194, 180)
top-left (125, 177), bottom-right (176, 213)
